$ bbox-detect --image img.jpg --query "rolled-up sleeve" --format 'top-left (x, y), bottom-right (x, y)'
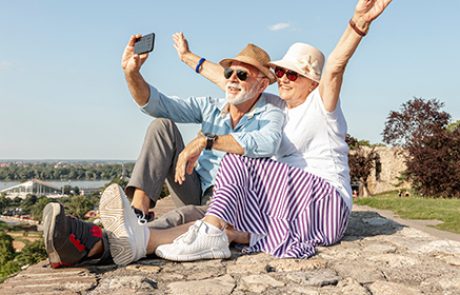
top-left (231, 107), bottom-right (285, 158)
top-left (140, 84), bottom-right (204, 123)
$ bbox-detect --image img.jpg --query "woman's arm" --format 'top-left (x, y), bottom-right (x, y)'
top-left (319, 0), bottom-right (393, 112)
top-left (172, 32), bottom-right (227, 91)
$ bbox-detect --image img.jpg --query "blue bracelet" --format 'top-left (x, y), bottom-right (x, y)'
top-left (195, 57), bottom-right (206, 73)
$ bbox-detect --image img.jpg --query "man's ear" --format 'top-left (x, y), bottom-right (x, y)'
top-left (258, 78), bottom-right (270, 93)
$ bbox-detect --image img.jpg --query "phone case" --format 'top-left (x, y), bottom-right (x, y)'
top-left (134, 33), bottom-right (155, 55)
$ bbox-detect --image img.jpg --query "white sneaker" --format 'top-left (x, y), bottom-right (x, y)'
top-left (155, 220), bottom-right (231, 261)
top-left (99, 184), bottom-right (150, 266)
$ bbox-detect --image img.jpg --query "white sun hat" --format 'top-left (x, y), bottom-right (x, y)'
top-left (269, 42), bottom-right (325, 82)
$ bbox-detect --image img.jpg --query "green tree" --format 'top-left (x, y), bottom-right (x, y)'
top-left (15, 239), bottom-right (47, 266)
top-left (0, 195), bottom-right (11, 213)
top-left (21, 194), bottom-right (38, 214)
top-left (0, 232), bottom-right (15, 266)
top-left (383, 98), bottom-right (460, 198)
top-left (447, 120), bottom-right (460, 132)
top-left (30, 197), bottom-right (53, 221)
top-left (346, 135), bottom-right (380, 197)
top-left (0, 235), bottom-right (47, 283)
top-left (63, 185), bottom-right (72, 195)
top-left (64, 196), bottom-right (93, 219)
top-left (12, 197), bottom-right (22, 207)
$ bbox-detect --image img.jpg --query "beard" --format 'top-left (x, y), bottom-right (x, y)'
top-left (225, 81), bottom-right (260, 105)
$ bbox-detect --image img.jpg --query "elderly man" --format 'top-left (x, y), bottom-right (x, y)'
top-left (42, 36), bottom-right (284, 267)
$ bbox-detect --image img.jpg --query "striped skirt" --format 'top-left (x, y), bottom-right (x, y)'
top-left (206, 154), bottom-right (350, 258)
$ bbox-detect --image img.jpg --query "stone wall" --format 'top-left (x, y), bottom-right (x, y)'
top-left (361, 146), bottom-right (410, 195)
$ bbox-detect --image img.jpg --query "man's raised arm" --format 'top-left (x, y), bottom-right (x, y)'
top-left (173, 32), bottom-right (227, 91)
top-left (122, 34), bottom-right (151, 106)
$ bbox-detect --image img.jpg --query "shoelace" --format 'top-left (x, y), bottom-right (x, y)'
top-left (175, 221), bottom-right (204, 245)
top-left (137, 212), bottom-right (148, 225)
top-left (131, 207), bottom-right (153, 225)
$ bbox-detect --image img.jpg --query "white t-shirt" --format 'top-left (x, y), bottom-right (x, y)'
top-left (274, 88), bottom-right (352, 210)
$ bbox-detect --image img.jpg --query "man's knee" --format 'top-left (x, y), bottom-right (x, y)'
top-left (146, 118), bottom-right (176, 137)
top-left (149, 205), bottom-right (207, 229)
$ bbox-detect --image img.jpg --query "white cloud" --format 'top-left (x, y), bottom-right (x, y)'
top-left (268, 22), bottom-right (291, 31)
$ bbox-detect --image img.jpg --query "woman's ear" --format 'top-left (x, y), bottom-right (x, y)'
top-left (310, 81), bottom-right (319, 92)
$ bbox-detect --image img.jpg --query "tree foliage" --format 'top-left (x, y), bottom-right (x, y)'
top-left (383, 98), bottom-right (460, 198)
top-left (0, 231), bottom-right (15, 266)
top-left (447, 120), bottom-right (460, 133)
top-left (346, 135), bottom-right (380, 196)
top-left (64, 195), bottom-right (95, 219)
top-left (0, 232), bottom-right (47, 283)
top-left (0, 196), bottom-right (11, 213)
top-left (0, 162), bottom-right (134, 181)
top-left (14, 239), bottom-right (47, 266)
top-left (30, 197), bottom-right (53, 220)
top-left (383, 98), bottom-right (450, 146)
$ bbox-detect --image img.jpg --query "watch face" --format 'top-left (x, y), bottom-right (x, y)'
top-left (204, 133), bottom-right (217, 150)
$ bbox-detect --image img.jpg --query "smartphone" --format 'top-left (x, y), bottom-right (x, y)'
top-left (134, 33), bottom-right (155, 55)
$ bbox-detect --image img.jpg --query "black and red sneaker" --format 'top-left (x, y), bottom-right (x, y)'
top-left (42, 202), bottom-right (110, 268)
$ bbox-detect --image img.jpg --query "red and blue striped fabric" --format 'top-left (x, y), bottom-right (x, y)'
top-left (206, 154), bottom-right (350, 258)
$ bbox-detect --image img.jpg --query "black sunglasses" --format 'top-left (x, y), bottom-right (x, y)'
top-left (274, 66), bottom-right (299, 82)
top-left (224, 68), bottom-right (249, 81)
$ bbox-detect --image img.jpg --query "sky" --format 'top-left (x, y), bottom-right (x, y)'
top-left (1, 0), bottom-right (459, 160)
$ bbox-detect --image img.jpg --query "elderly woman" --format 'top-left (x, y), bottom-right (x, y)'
top-left (155, 0), bottom-right (392, 260)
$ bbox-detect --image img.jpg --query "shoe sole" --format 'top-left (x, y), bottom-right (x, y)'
top-left (156, 247), bottom-right (231, 262)
top-left (42, 202), bottom-right (63, 267)
top-left (99, 184), bottom-right (138, 266)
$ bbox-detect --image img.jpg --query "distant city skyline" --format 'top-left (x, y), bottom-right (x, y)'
top-left (1, 1), bottom-right (459, 159)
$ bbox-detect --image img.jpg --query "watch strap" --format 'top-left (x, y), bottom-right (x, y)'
top-left (204, 134), bottom-right (217, 150)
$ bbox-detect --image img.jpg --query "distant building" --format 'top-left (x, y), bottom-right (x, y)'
top-left (0, 179), bottom-right (61, 199)
top-left (355, 146), bottom-right (410, 196)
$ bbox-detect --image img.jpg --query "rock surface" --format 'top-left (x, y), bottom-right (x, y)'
top-left (2, 198), bottom-right (460, 295)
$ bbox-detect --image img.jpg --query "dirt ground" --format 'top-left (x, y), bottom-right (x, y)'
top-left (7, 231), bottom-right (41, 252)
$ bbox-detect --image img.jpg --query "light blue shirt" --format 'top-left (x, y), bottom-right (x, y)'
top-left (141, 84), bottom-right (285, 193)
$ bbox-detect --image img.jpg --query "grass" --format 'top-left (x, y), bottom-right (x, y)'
top-left (8, 231), bottom-right (42, 251)
top-left (355, 191), bottom-right (460, 234)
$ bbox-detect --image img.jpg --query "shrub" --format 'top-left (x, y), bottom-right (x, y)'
top-left (383, 98), bottom-right (460, 198)
top-left (0, 234), bottom-right (47, 283)
top-left (346, 135), bottom-right (380, 196)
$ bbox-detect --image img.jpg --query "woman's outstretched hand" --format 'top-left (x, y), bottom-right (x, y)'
top-left (354, 0), bottom-right (393, 23)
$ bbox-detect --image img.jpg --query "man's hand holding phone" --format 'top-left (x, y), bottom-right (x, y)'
top-left (122, 33), bottom-right (155, 75)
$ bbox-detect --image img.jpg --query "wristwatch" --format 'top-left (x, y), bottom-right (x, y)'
top-left (203, 133), bottom-right (218, 150)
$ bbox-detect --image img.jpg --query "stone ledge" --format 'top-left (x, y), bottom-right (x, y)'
top-left (2, 208), bottom-right (460, 294)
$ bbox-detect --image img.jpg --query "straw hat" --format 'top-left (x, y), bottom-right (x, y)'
top-left (269, 43), bottom-right (325, 83)
top-left (219, 44), bottom-right (277, 84)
